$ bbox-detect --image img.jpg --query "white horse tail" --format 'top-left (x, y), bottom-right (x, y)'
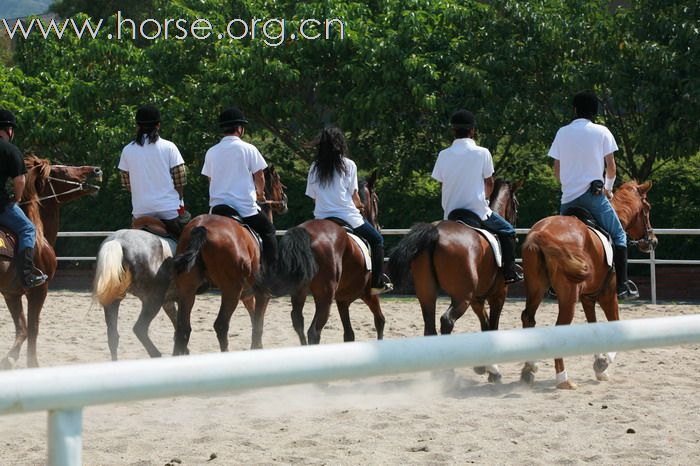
top-left (93, 239), bottom-right (132, 307)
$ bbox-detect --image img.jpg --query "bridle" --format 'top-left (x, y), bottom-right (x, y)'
top-left (628, 198), bottom-right (655, 250)
top-left (20, 176), bottom-right (95, 206)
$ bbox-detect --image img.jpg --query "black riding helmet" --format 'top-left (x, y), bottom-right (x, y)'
top-left (219, 107), bottom-right (248, 128)
top-left (450, 109), bottom-right (476, 129)
top-left (135, 105), bottom-right (161, 125)
top-left (0, 109), bottom-right (17, 128)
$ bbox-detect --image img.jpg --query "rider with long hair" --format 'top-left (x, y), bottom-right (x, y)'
top-left (549, 90), bottom-right (637, 299)
top-left (0, 109), bottom-right (47, 288)
top-left (432, 109), bottom-right (523, 284)
top-left (305, 126), bottom-right (393, 295)
top-left (118, 105), bottom-right (188, 238)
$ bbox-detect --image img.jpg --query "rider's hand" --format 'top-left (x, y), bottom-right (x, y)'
top-left (604, 189), bottom-right (614, 200)
top-left (256, 191), bottom-right (266, 203)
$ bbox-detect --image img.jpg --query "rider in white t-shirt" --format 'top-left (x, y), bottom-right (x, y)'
top-left (549, 90), bottom-right (637, 299)
top-left (118, 105), bottom-right (188, 238)
top-left (202, 107), bottom-right (277, 271)
top-left (305, 126), bottom-right (393, 295)
top-left (432, 109), bottom-right (523, 284)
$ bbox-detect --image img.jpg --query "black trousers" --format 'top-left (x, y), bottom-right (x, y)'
top-left (242, 212), bottom-right (278, 266)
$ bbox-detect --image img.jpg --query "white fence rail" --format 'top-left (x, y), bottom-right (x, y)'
top-left (57, 228), bottom-right (700, 304)
top-left (2, 315), bottom-right (700, 465)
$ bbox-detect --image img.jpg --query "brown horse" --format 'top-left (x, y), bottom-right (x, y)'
top-left (172, 166), bottom-right (287, 355)
top-left (270, 171), bottom-right (385, 345)
top-left (1, 156), bottom-right (101, 368)
top-left (520, 181), bottom-right (657, 389)
top-left (388, 179), bottom-right (522, 382)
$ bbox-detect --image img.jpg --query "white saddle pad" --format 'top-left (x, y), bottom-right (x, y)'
top-left (347, 232), bottom-right (372, 271)
top-left (159, 237), bottom-right (176, 258)
top-left (458, 223), bottom-right (502, 267)
top-left (588, 226), bottom-right (613, 268)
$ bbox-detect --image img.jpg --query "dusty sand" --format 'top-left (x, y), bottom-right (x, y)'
top-left (1, 291), bottom-right (699, 465)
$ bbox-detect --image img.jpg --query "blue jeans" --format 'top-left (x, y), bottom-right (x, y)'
top-left (353, 220), bottom-right (384, 248)
top-left (0, 203), bottom-right (36, 252)
top-left (353, 220), bottom-right (385, 286)
top-left (560, 191), bottom-right (627, 247)
top-left (482, 211), bottom-right (516, 237)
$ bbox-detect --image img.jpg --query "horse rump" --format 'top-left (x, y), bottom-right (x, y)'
top-left (93, 238), bottom-right (132, 306)
top-left (523, 231), bottom-right (590, 283)
top-left (174, 226), bottom-right (208, 275)
top-left (269, 226), bottom-right (318, 295)
top-left (388, 222), bottom-right (439, 289)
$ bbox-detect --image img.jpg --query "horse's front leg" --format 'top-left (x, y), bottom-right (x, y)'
top-left (26, 285), bottom-right (48, 368)
top-left (591, 291), bottom-right (620, 381)
top-left (133, 296), bottom-right (165, 358)
top-left (1, 292), bottom-right (27, 369)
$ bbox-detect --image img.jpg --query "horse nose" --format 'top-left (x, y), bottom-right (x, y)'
top-left (651, 236), bottom-right (659, 250)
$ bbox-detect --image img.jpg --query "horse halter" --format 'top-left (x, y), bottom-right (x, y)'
top-left (25, 176), bottom-right (94, 205)
top-left (628, 199), bottom-right (655, 251)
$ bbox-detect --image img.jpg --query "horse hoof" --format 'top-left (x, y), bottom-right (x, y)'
top-left (0, 357), bottom-right (15, 370)
top-left (488, 372), bottom-right (503, 384)
top-left (520, 370), bottom-right (536, 386)
top-left (556, 380), bottom-right (578, 390)
top-left (473, 366), bottom-right (487, 375)
top-left (595, 371), bottom-right (610, 382)
top-left (594, 357), bottom-right (610, 374)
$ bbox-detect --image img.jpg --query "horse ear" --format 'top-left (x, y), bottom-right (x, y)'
top-left (512, 180), bottom-right (524, 192)
top-left (638, 180), bottom-right (652, 194)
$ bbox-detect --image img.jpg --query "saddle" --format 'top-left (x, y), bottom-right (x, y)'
top-left (563, 207), bottom-right (613, 267)
top-left (447, 209), bottom-right (503, 267)
top-left (132, 216), bottom-right (178, 240)
top-left (0, 227), bottom-right (18, 259)
top-left (210, 205), bottom-right (262, 250)
top-left (324, 217), bottom-right (372, 271)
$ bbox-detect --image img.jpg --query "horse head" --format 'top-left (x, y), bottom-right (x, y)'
top-left (612, 181), bottom-right (658, 253)
top-left (490, 178), bottom-right (523, 226)
top-left (262, 164), bottom-right (288, 217)
top-left (24, 156), bottom-right (102, 205)
top-left (360, 170), bottom-right (380, 230)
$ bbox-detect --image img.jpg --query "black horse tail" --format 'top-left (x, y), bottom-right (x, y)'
top-left (174, 226), bottom-right (208, 275)
top-left (269, 227), bottom-right (319, 294)
top-left (388, 222), bottom-right (440, 289)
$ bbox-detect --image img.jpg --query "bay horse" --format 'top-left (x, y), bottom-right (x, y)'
top-left (1, 156), bottom-right (102, 368)
top-left (520, 180), bottom-right (657, 389)
top-left (388, 179), bottom-right (522, 382)
top-left (172, 166), bottom-right (287, 355)
top-left (270, 171), bottom-right (386, 345)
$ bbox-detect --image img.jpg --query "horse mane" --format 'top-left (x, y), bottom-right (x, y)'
top-left (489, 178), bottom-right (509, 213)
top-left (21, 155), bottom-right (51, 251)
top-left (612, 180), bottom-right (641, 226)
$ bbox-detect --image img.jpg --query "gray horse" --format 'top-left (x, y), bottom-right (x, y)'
top-left (93, 229), bottom-right (178, 360)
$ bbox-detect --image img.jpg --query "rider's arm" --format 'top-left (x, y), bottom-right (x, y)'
top-left (553, 159), bottom-right (560, 183)
top-left (253, 169), bottom-right (265, 202)
top-left (119, 170), bottom-right (131, 192)
top-left (604, 153), bottom-right (616, 192)
top-left (484, 176), bottom-right (494, 198)
top-left (12, 174), bottom-right (25, 203)
top-left (170, 164), bottom-right (186, 200)
top-left (352, 190), bottom-right (364, 212)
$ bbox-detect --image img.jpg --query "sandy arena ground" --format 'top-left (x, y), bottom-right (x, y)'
top-left (1, 291), bottom-right (699, 465)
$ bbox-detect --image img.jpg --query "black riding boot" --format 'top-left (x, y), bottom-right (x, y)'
top-left (261, 232), bottom-right (278, 272)
top-left (614, 245), bottom-right (639, 300)
top-left (20, 247), bottom-right (48, 288)
top-left (501, 236), bottom-right (524, 284)
top-left (370, 245), bottom-right (393, 295)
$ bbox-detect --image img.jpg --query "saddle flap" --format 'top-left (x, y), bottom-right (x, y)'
top-left (455, 221), bottom-right (502, 267)
top-left (0, 228), bottom-right (17, 259)
top-left (132, 216), bottom-right (171, 238)
top-left (588, 226), bottom-right (613, 268)
top-left (347, 232), bottom-right (371, 271)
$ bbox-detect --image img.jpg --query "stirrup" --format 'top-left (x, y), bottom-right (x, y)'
top-left (617, 280), bottom-right (639, 300)
top-left (24, 271), bottom-right (48, 288)
top-left (503, 264), bottom-right (524, 284)
top-left (371, 275), bottom-right (394, 295)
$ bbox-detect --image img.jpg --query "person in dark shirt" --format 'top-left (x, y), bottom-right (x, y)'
top-left (0, 109), bottom-right (47, 288)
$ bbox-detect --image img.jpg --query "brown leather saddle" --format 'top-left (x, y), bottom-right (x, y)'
top-left (132, 216), bottom-right (179, 239)
top-left (0, 227), bottom-right (18, 259)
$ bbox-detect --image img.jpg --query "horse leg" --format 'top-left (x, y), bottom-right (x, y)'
top-left (133, 297), bottom-right (165, 358)
top-left (249, 291), bottom-right (269, 350)
top-left (592, 291), bottom-right (621, 381)
top-left (413, 252), bottom-right (438, 336)
top-left (553, 286), bottom-right (579, 390)
top-left (290, 288), bottom-right (308, 345)
top-left (162, 300), bottom-right (177, 329)
top-left (308, 286), bottom-right (334, 345)
top-left (173, 291), bottom-right (196, 356)
top-left (103, 300), bottom-right (121, 361)
top-left (213, 286), bottom-right (242, 352)
top-left (440, 298), bottom-right (469, 335)
top-left (336, 300), bottom-right (355, 342)
top-left (473, 294), bottom-right (506, 384)
top-left (360, 294), bottom-right (385, 340)
top-left (520, 262), bottom-right (548, 386)
top-left (1, 293), bottom-right (27, 369)
top-left (25, 286), bottom-right (48, 368)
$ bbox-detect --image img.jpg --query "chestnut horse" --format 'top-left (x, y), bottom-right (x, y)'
top-left (270, 171), bottom-right (385, 345)
top-left (172, 166), bottom-right (287, 355)
top-left (1, 156), bottom-right (101, 368)
top-left (388, 179), bottom-right (521, 382)
top-left (520, 181), bottom-right (657, 389)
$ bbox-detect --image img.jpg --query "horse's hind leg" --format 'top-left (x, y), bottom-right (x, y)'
top-left (413, 252), bottom-right (438, 336)
top-left (173, 287), bottom-right (196, 356)
top-left (103, 300), bottom-right (121, 361)
top-left (26, 286), bottom-right (48, 368)
top-left (1, 293), bottom-right (27, 369)
top-left (591, 291), bottom-right (620, 381)
top-left (440, 298), bottom-right (469, 335)
top-left (336, 300), bottom-right (355, 342)
top-left (249, 292), bottom-right (269, 350)
top-left (471, 296), bottom-right (503, 383)
top-left (133, 296), bottom-right (165, 358)
top-left (308, 285), bottom-right (335, 345)
top-left (520, 255), bottom-right (548, 385)
top-left (360, 294), bottom-right (385, 340)
top-left (290, 288), bottom-right (308, 345)
top-left (213, 286), bottom-right (242, 352)
top-left (552, 286), bottom-right (579, 389)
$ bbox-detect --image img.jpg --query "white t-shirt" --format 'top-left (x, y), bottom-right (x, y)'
top-left (305, 158), bottom-right (364, 229)
top-left (202, 136), bottom-right (268, 218)
top-left (431, 138), bottom-right (494, 220)
top-left (548, 118), bottom-right (618, 204)
top-left (118, 137), bottom-right (185, 217)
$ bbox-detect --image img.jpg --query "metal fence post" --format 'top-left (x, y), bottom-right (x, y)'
top-left (650, 248), bottom-right (657, 305)
top-left (48, 408), bottom-right (83, 466)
